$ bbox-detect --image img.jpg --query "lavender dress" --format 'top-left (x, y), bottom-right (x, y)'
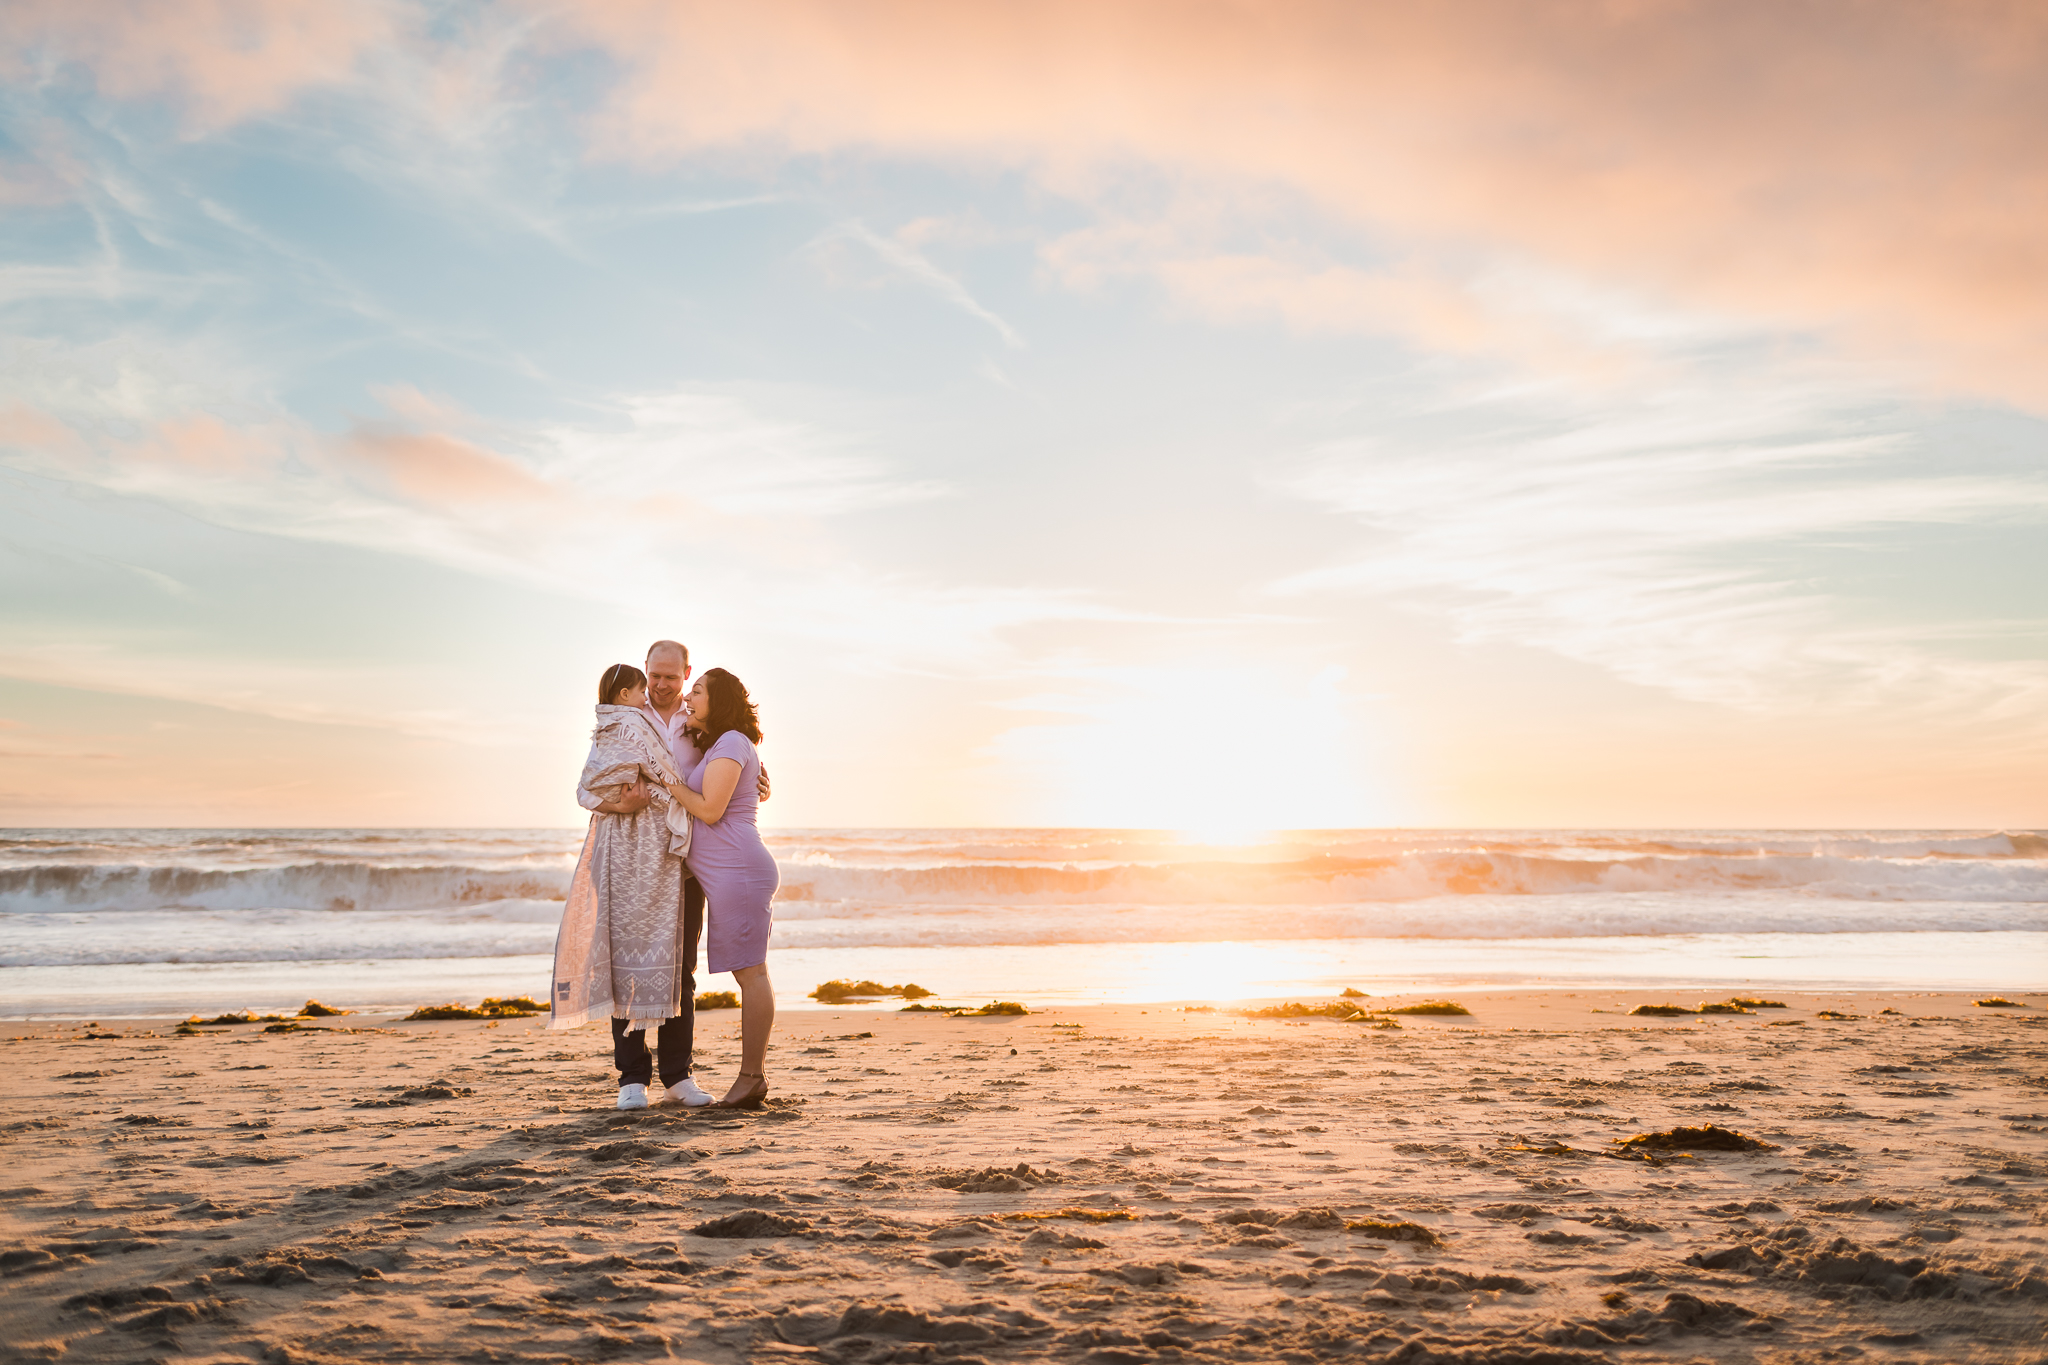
top-left (684, 729), bottom-right (779, 973)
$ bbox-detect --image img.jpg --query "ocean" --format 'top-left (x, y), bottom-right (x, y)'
top-left (2, 827), bottom-right (2043, 1018)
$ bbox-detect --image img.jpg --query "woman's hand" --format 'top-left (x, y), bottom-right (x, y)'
top-left (669, 758), bottom-right (743, 825)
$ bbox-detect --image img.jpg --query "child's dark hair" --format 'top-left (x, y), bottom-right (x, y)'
top-left (599, 663), bottom-right (647, 705)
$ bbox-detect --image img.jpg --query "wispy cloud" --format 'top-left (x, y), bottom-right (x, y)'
top-left (536, 388), bottom-right (951, 518)
top-left (0, 357), bottom-right (1129, 727)
top-left (1269, 365), bottom-right (2048, 734)
top-left (4, 0), bottom-right (393, 133)
top-left (810, 220), bottom-right (1025, 349)
top-left (0, 635), bottom-right (506, 746)
top-left (1041, 199), bottom-right (1733, 384)
top-left (21, 4), bottom-right (2046, 405)
top-left (537, 0), bottom-right (2048, 411)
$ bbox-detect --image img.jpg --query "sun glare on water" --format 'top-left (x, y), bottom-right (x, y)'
top-left (1123, 941), bottom-right (1270, 1004)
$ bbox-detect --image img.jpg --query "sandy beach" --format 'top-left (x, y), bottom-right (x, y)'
top-left (3, 989), bottom-right (2044, 1364)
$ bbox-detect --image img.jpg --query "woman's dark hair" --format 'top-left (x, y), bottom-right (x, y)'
top-left (687, 667), bottom-right (763, 748)
top-left (598, 663), bottom-right (646, 705)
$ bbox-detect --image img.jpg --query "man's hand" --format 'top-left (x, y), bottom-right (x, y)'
top-left (756, 766), bottom-right (771, 802)
top-left (598, 780), bottom-right (652, 815)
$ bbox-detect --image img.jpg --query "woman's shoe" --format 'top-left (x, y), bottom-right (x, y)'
top-left (616, 1083), bottom-right (649, 1110)
top-left (709, 1071), bottom-right (767, 1110)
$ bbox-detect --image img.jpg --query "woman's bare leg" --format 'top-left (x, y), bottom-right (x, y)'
top-left (720, 962), bottom-right (774, 1103)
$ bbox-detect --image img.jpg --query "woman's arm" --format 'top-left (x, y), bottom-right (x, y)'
top-left (668, 758), bottom-right (743, 824)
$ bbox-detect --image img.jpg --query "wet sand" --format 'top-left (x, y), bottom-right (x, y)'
top-left (2, 988), bottom-right (2044, 1363)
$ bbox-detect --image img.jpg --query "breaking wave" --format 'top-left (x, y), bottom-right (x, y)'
top-left (0, 863), bottom-right (571, 915)
top-left (774, 848), bottom-right (2047, 907)
top-left (2, 829), bottom-right (2044, 919)
top-left (0, 827), bottom-right (2040, 967)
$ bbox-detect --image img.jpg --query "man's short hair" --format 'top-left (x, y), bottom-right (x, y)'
top-left (646, 639), bottom-right (689, 666)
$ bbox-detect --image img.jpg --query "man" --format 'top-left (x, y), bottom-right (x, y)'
top-left (590, 639), bottom-right (770, 1107)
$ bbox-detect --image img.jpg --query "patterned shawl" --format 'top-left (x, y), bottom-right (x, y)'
top-left (578, 705), bottom-right (692, 857)
top-left (549, 706), bottom-right (693, 1032)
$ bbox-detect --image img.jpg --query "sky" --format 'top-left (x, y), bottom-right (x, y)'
top-left (1, 0), bottom-right (2045, 831)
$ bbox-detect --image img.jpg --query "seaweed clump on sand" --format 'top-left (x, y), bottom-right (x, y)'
top-left (1616, 1124), bottom-right (1778, 1153)
top-left (809, 979), bottom-right (935, 1004)
top-left (298, 1000), bottom-right (353, 1017)
top-left (996, 1206), bottom-right (1136, 1223)
top-left (1974, 997), bottom-right (2025, 1008)
top-left (898, 1000), bottom-right (1029, 1016)
top-left (403, 1003), bottom-right (485, 1021)
top-left (402, 996), bottom-right (547, 1021)
top-left (1383, 1001), bottom-right (1472, 1016)
top-left (695, 990), bottom-right (740, 1010)
top-left (1497, 1136), bottom-right (1589, 1158)
top-left (1629, 1004), bottom-right (1694, 1017)
top-left (1339, 987), bottom-right (1368, 998)
top-left (1695, 1001), bottom-right (1754, 1014)
top-left (190, 1010), bottom-right (291, 1026)
top-left (1726, 997), bottom-right (1788, 1009)
top-left (1346, 1218), bottom-right (1445, 1247)
top-left (1239, 1001), bottom-right (1365, 1020)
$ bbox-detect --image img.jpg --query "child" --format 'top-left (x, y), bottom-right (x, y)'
top-left (582, 664), bottom-right (690, 843)
top-left (549, 663), bottom-right (696, 1110)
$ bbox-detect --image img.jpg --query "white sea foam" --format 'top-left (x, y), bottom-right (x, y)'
top-left (0, 901), bottom-right (567, 967)
top-left (0, 827), bottom-right (2041, 969)
top-left (0, 862), bottom-right (572, 915)
top-left (772, 849), bottom-right (2048, 907)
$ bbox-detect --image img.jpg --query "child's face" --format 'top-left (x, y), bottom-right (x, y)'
top-left (616, 682), bottom-right (648, 708)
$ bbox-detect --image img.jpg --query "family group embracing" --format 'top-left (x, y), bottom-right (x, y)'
top-left (548, 639), bottom-right (779, 1113)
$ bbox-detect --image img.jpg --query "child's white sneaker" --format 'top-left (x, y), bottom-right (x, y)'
top-left (666, 1077), bottom-right (715, 1107)
top-left (616, 1083), bottom-right (649, 1110)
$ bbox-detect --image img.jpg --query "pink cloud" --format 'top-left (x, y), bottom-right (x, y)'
top-left (125, 414), bottom-right (283, 476)
top-left (341, 427), bottom-right (555, 505)
top-left (1066, 245), bottom-right (1652, 384)
top-left (367, 384), bottom-right (481, 433)
top-left (536, 0), bottom-right (2048, 408)
top-left (0, 404), bottom-right (90, 460)
top-left (6, 0), bottom-right (391, 131)
top-left (1, 405), bottom-right (291, 477)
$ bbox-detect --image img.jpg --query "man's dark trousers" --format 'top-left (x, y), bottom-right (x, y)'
top-left (611, 876), bottom-right (705, 1089)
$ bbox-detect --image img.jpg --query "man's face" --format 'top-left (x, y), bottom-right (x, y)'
top-left (646, 651), bottom-right (689, 709)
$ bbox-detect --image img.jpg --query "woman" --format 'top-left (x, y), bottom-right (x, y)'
top-left (550, 663), bottom-right (694, 1112)
top-left (663, 667), bottom-right (778, 1110)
